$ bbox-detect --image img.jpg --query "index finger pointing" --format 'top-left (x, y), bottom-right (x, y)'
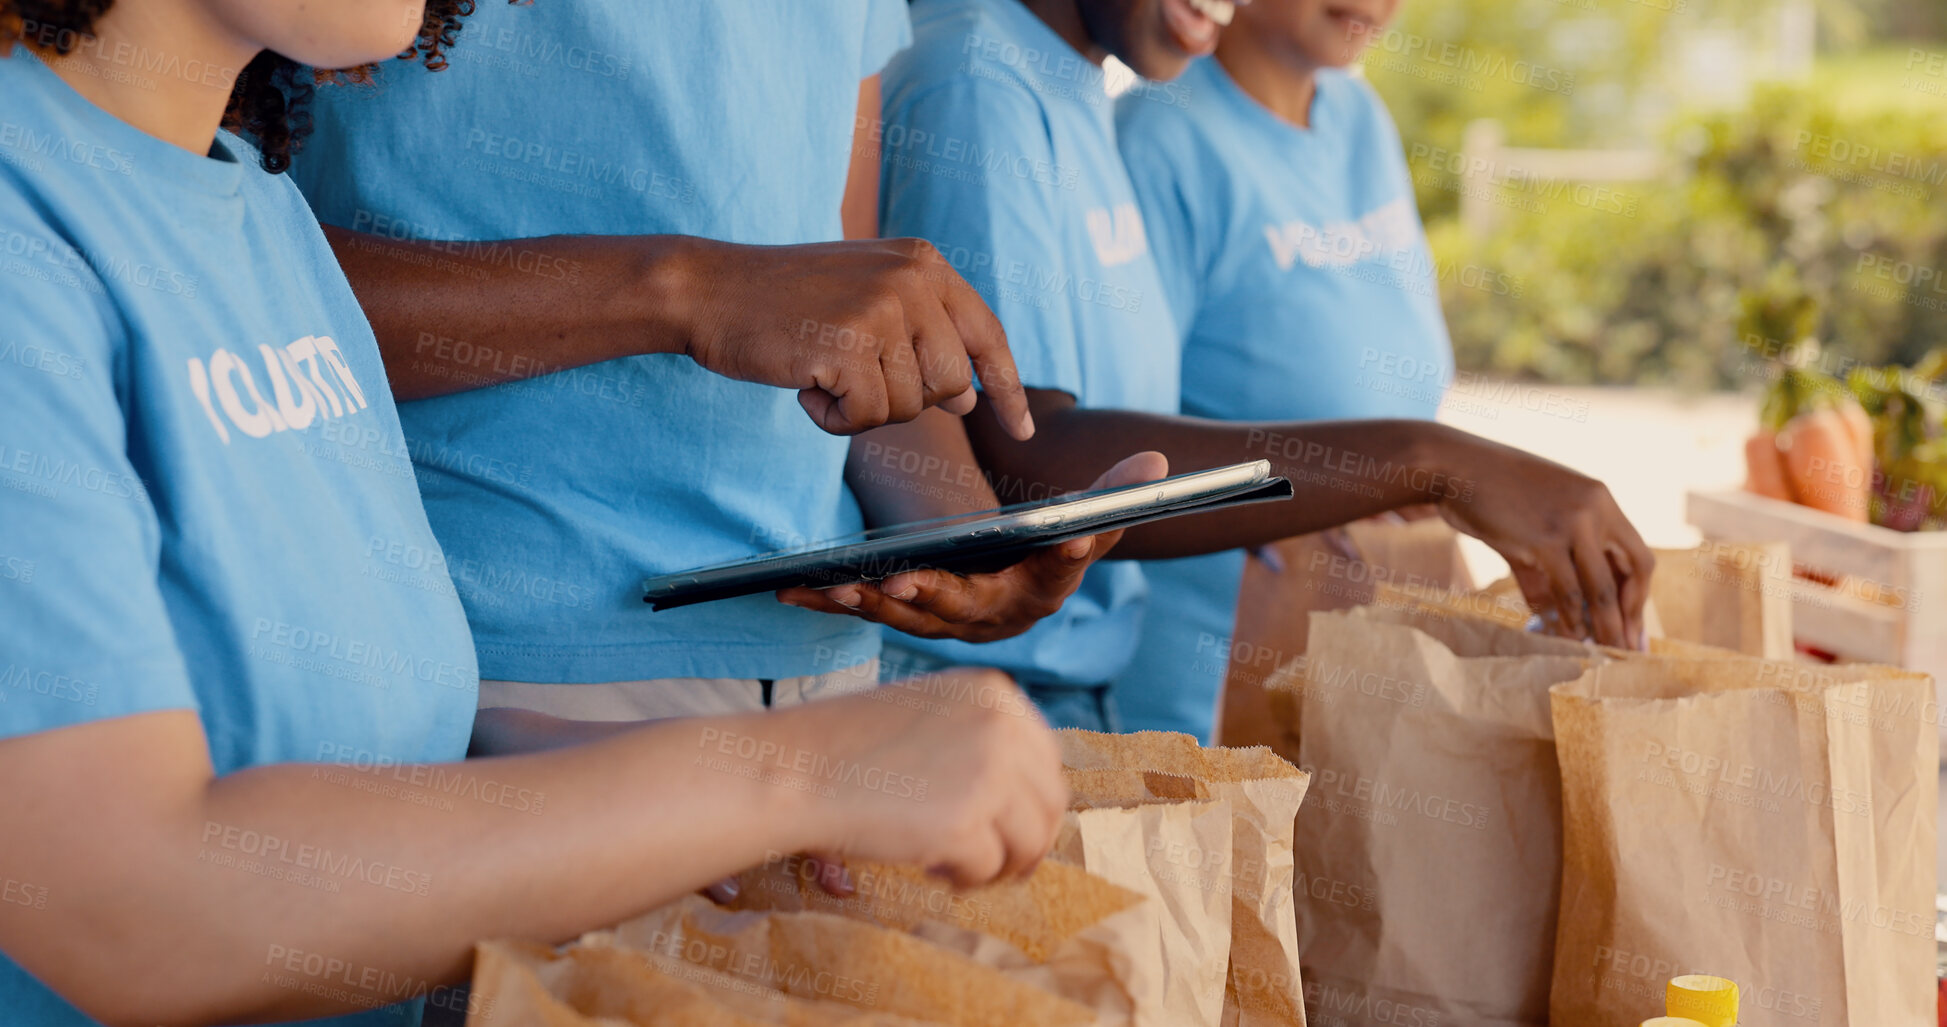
top-left (935, 264), bottom-right (1034, 440)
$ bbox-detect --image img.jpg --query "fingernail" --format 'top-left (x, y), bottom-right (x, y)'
top-left (828, 586), bottom-right (861, 609)
top-left (1018, 409), bottom-right (1036, 438)
top-left (891, 584), bottom-right (918, 601)
top-left (1060, 538), bottom-right (1092, 560)
top-left (717, 879), bottom-right (739, 901)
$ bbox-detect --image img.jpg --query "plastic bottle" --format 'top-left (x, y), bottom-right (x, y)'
top-left (1666, 974), bottom-right (1739, 1027)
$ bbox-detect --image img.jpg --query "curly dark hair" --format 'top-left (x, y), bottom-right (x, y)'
top-left (2, 0), bottom-right (506, 172)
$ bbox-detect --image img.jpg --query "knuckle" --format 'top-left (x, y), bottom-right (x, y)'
top-left (896, 237), bottom-right (940, 262)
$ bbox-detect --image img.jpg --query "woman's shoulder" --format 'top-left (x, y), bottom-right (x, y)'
top-left (1318, 68), bottom-right (1401, 141)
top-left (0, 168), bottom-right (126, 368)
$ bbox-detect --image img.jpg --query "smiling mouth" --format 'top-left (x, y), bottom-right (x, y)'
top-left (1162, 0), bottom-right (1235, 57)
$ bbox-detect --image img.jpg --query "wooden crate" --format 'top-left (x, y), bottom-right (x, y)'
top-left (1687, 489), bottom-right (1947, 733)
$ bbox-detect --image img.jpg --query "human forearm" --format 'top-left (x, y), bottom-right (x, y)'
top-left (323, 225), bottom-right (1036, 436)
top-left (965, 392), bottom-right (1454, 558)
top-left (10, 711), bottom-right (809, 1027)
top-left (964, 391), bottom-right (1653, 645)
top-left (847, 408), bottom-right (1001, 526)
top-left (323, 225), bottom-right (697, 401)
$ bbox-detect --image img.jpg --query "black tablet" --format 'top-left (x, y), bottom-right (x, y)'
top-left (641, 460), bottom-right (1294, 610)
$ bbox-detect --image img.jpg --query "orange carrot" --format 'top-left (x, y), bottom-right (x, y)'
top-left (1778, 408), bottom-right (1869, 520)
top-left (1743, 430), bottom-right (1793, 501)
top-left (1836, 399), bottom-right (1875, 489)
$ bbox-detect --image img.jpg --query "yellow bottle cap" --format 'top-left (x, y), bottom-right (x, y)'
top-left (1642, 1019), bottom-right (1711, 1027)
top-left (1667, 974), bottom-right (1739, 1027)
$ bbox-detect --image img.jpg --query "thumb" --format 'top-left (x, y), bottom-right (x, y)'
top-left (1056, 451), bottom-right (1170, 562)
top-left (1085, 450), bottom-right (1169, 492)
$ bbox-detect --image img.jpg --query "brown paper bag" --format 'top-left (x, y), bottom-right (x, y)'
top-left (729, 854), bottom-right (1140, 963)
top-left (614, 894), bottom-right (1100, 1026)
top-left (727, 856), bottom-right (1163, 1024)
top-left (1647, 543), bottom-right (1793, 658)
top-left (1053, 799), bottom-right (1234, 1027)
top-left (1253, 577), bottom-right (1530, 761)
top-left (1220, 517), bottom-right (1475, 752)
top-left (467, 936), bottom-right (946, 1026)
top-left (1062, 767), bottom-right (1205, 807)
top-left (1282, 605), bottom-right (1597, 1027)
top-left (1549, 655), bottom-right (1936, 1027)
top-left (1369, 578), bottom-right (1532, 629)
top-left (1056, 729), bottom-right (1312, 1027)
top-left (1460, 541), bottom-right (1791, 658)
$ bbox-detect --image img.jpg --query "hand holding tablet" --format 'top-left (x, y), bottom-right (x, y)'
top-left (642, 459), bottom-right (1294, 610)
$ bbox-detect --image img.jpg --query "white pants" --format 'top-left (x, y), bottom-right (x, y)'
top-left (478, 659), bottom-right (880, 721)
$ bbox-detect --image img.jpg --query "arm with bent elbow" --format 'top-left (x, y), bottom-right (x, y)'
top-left (953, 389), bottom-right (1655, 648)
top-left (0, 670), bottom-right (1063, 1027)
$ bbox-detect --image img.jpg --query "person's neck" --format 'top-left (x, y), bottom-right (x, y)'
top-left (1216, 32), bottom-right (1319, 128)
top-left (40, 0), bottom-right (256, 156)
top-left (1019, 0), bottom-right (1111, 65)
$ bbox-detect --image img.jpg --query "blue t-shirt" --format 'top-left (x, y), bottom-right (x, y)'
top-left (0, 51), bottom-right (475, 1027)
top-left (1112, 59), bottom-right (1453, 739)
top-left (878, 0), bottom-right (1181, 688)
top-left (290, 0), bottom-right (913, 683)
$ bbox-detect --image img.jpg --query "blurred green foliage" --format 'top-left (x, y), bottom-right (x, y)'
top-left (1355, 0), bottom-right (1946, 388)
top-left (1430, 81), bottom-right (1947, 387)
top-left (1363, 0), bottom-right (1672, 221)
top-left (1402, 75), bottom-right (1947, 387)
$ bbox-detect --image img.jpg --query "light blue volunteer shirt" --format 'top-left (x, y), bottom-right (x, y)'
top-left (291, 1), bottom-right (912, 682)
top-left (1112, 59), bottom-right (1454, 740)
top-left (878, 0), bottom-right (1181, 691)
top-left (0, 50), bottom-right (477, 1027)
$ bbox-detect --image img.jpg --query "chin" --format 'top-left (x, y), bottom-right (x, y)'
top-left (1127, 49), bottom-right (1196, 81)
top-left (1325, 43), bottom-right (1370, 68)
top-left (215, 1), bottom-right (429, 71)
